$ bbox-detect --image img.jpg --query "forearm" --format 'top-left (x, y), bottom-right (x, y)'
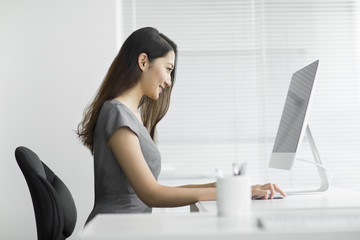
top-left (177, 182), bottom-right (216, 188)
top-left (148, 184), bottom-right (216, 208)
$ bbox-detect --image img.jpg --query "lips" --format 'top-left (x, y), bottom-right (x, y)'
top-left (159, 86), bottom-right (164, 93)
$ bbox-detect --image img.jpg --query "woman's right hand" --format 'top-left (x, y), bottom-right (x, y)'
top-left (251, 183), bottom-right (287, 199)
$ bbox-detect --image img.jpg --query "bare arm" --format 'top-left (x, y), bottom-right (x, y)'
top-left (177, 182), bottom-right (216, 188)
top-left (108, 127), bottom-right (285, 206)
top-left (107, 127), bottom-right (216, 208)
top-left (178, 183), bottom-right (286, 199)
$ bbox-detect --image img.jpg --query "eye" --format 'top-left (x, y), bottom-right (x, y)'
top-left (167, 68), bottom-right (173, 72)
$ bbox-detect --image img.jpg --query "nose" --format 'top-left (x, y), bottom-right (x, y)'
top-left (165, 78), bottom-right (172, 87)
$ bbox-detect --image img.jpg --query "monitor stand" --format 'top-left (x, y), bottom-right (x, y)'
top-left (286, 125), bottom-right (331, 195)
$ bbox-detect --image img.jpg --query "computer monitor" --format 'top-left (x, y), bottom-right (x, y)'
top-left (268, 60), bottom-right (331, 193)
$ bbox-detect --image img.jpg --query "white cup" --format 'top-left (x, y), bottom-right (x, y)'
top-left (216, 175), bottom-right (251, 217)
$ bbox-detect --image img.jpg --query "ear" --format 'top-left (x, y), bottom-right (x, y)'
top-left (138, 53), bottom-right (148, 72)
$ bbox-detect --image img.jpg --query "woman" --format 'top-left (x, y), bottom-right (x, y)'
top-left (77, 27), bottom-right (286, 224)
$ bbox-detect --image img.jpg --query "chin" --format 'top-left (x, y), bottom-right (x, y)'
top-left (145, 90), bottom-right (161, 100)
top-left (149, 94), bottom-right (159, 101)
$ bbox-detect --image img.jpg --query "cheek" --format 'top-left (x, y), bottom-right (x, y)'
top-left (156, 69), bottom-right (167, 82)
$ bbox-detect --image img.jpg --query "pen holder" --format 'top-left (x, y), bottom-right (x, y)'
top-left (216, 175), bottom-right (251, 217)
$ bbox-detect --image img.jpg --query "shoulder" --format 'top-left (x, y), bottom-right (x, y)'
top-left (100, 100), bottom-right (136, 122)
top-left (100, 100), bottom-right (140, 139)
top-left (102, 100), bottom-right (129, 115)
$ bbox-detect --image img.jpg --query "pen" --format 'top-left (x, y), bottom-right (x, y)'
top-left (238, 162), bottom-right (247, 175)
top-left (232, 162), bottom-right (247, 176)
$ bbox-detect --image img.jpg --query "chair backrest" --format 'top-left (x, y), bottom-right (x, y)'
top-left (15, 146), bottom-right (77, 240)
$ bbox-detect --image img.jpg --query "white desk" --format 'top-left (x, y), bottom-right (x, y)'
top-left (80, 188), bottom-right (360, 240)
top-left (194, 187), bottom-right (360, 213)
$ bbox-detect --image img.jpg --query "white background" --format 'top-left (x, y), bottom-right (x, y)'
top-left (0, 0), bottom-right (117, 239)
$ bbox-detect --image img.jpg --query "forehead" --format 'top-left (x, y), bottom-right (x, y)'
top-left (158, 51), bottom-right (175, 65)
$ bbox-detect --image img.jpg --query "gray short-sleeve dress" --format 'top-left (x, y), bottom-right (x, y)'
top-left (86, 100), bottom-right (161, 224)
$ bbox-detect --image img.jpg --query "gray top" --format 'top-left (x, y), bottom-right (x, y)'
top-left (86, 100), bottom-right (161, 224)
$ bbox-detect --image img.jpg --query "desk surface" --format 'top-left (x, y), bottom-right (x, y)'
top-left (195, 187), bottom-right (360, 213)
top-left (80, 188), bottom-right (360, 240)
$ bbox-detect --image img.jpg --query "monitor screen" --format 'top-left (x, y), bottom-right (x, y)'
top-left (269, 60), bottom-right (319, 170)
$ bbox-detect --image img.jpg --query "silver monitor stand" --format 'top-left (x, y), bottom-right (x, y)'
top-left (286, 124), bottom-right (331, 195)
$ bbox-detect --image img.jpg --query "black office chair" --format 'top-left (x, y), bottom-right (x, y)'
top-left (15, 146), bottom-right (77, 240)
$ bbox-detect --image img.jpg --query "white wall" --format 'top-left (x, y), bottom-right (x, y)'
top-left (0, 0), bottom-right (118, 239)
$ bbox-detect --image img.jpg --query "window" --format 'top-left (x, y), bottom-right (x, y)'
top-left (118, 0), bottom-right (360, 191)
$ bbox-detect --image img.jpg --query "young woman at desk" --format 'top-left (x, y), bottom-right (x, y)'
top-left (77, 27), bottom-right (286, 224)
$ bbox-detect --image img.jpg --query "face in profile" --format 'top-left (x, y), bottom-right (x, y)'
top-left (139, 51), bottom-right (175, 100)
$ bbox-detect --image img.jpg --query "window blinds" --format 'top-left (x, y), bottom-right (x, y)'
top-left (119, 0), bottom-right (360, 191)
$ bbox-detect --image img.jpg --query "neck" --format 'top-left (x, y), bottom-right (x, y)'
top-left (114, 85), bottom-right (143, 113)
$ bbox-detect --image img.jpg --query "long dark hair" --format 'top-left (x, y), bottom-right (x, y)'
top-left (77, 27), bottom-right (177, 154)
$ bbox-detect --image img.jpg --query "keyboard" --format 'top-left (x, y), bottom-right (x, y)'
top-left (252, 192), bottom-right (284, 200)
